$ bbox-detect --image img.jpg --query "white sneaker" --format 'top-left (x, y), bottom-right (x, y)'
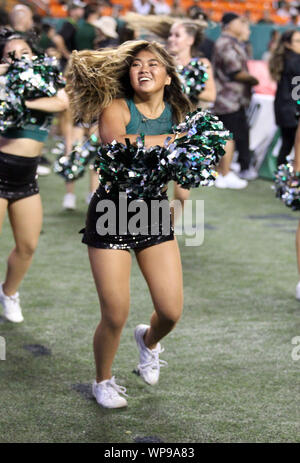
top-left (37, 165), bottom-right (51, 176)
top-left (296, 281), bottom-right (300, 301)
top-left (62, 193), bottom-right (76, 210)
top-left (215, 171), bottom-right (248, 189)
top-left (92, 376), bottom-right (128, 408)
top-left (134, 324), bottom-right (167, 386)
top-left (239, 167), bottom-right (258, 181)
top-left (0, 283), bottom-right (24, 323)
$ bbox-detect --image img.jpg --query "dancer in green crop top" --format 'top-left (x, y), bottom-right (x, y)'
top-left (125, 98), bottom-right (173, 135)
top-left (67, 40), bottom-right (193, 408)
top-left (0, 30), bottom-right (68, 323)
top-left (167, 20), bottom-right (217, 218)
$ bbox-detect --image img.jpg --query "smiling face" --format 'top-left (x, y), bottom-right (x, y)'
top-left (129, 49), bottom-right (171, 96)
top-left (2, 39), bottom-right (32, 62)
top-left (167, 23), bottom-right (194, 55)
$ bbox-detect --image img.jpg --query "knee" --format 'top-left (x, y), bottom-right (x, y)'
top-left (158, 306), bottom-right (182, 328)
top-left (174, 191), bottom-right (189, 206)
top-left (15, 241), bottom-right (38, 259)
top-left (101, 305), bottom-right (129, 332)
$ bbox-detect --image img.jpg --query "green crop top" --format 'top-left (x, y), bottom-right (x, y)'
top-left (1, 110), bottom-right (53, 142)
top-left (125, 99), bottom-right (173, 136)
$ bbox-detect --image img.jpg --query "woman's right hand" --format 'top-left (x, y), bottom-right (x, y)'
top-left (170, 132), bottom-right (189, 143)
top-left (0, 63), bottom-right (9, 76)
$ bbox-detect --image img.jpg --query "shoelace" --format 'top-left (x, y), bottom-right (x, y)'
top-left (8, 294), bottom-right (20, 303)
top-left (3, 292), bottom-right (19, 304)
top-left (107, 376), bottom-right (128, 398)
top-left (140, 346), bottom-right (168, 371)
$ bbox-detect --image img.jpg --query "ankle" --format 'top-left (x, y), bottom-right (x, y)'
top-left (96, 375), bottom-right (111, 384)
top-left (143, 329), bottom-right (157, 350)
top-left (2, 284), bottom-right (17, 297)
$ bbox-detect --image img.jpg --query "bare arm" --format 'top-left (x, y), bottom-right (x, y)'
top-left (198, 58), bottom-right (216, 103)
top-left (233, 71), bottom-right (259, 86)
top-left (25, 89), bottom-right (69, 113)
top-left (99, 99), bottom-right (178, 148)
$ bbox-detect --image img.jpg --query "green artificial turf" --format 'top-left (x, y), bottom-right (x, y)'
top-left (0, 159), bottom-right (299, 443)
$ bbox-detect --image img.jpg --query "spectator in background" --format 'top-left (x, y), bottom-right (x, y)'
top-left (187, 6), bottom-right (215, 61)
top-left (269, 29), bottom-right (300, 165)
top-left (170, 0), bottom-right (186, 17)
top-left (213, 13), bottom-right (259, 188)
top-left (152, 0), bottom-right (171, 15)
top-left (289, 14), bottom-right (300, 26)
top-left (133, 0), bottom-right (170, 15)
top-left (277, 1), bottom-right (291, 18)
top-left (75, 4), bottom-right (99, 51)
top-left (93, 16), bottom-right (119, 48)
top-left (257, 10), bottom-right (274, 24)
top-left (133, 0), bottom-right (152, 15)
top-left (188, 5), bottom-right (206, 21)
top-left (244, 11), bottom-right (252, 24)
top-left (58, 0), bottom-right (86, 58)
top-left (9, 4), bottom-right (34, 33)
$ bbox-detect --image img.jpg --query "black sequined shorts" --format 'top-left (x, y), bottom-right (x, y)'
top-left (81, 186), bottom-right (174, 251)
top-left (0, 151), bottom-right (39, 203)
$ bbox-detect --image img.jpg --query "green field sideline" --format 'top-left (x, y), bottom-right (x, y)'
top-left (0, 161), bottom-right (299, 443)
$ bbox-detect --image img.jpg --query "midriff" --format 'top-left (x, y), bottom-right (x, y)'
top-left (0, 136), bottom-right (44, 157)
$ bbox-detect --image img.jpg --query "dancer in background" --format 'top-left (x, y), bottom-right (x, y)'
top-left (269, 29), bottom-right (300, 167)
top-left (168, 19), bottom-right (216, 215)
top-left (0, 29), bottom-right (68, 322)
top-left (293, 121), bottom-right (300, 300)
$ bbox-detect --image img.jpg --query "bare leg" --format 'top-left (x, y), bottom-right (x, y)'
top-left (0, 198), bottom-right (8, 234)
top-left (65, 181), bottom-right (75, 194)
top-left (218, 139), bottom-right (235, 176)
top-left (59, 110), bottom-right (73, 154)
top-left (64, 125), bottom-right (85, 196)
top-left (89, 168), bottom-right (99, 194)
top-left (3, 194), bottom-right (42, 296)
top-left (88, 248), bottom-right (132, 382)
top-left (135, 239), bottom-right (183, 349)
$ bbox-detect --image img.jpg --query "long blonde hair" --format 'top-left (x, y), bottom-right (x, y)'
top-left (124, 12), bottom-right (207, 41)
top-left (66, 40), bottom-right (193, 124)
top-left (124, 12), bottom-right (176, 39)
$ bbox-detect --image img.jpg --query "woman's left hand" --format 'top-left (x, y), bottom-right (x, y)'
top-left (24, 100), bottom-right (33, 109)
